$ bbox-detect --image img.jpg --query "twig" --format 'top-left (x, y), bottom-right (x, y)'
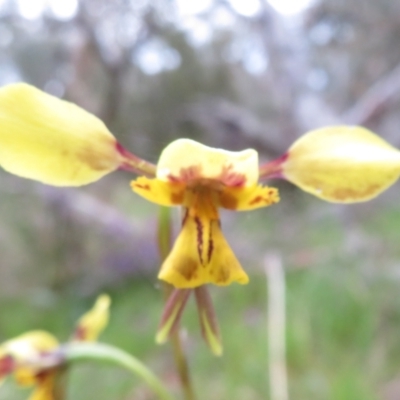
top-left (265, 253), bottom-right (289, 400)
top-left (342, 62), bottom-right (400, 125)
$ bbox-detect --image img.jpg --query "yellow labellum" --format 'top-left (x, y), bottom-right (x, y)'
top-left (283, 126), bottom-right (400, 202)
top-left (0, 83), bottom-right (122, 186)
top-left (158, 210), bottom-right (249, 288)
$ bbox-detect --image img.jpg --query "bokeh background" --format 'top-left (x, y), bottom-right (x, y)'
top-left (1, 0), bottom-right (400, 399)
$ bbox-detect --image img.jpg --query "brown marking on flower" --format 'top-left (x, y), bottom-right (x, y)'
top-left (302, 177), bottom-right (383, 201)
top-left (0, 354), bottom-right (14, 376)
top-left (330, 184), bottom-right (381, 201)
top-left (219, 192), bottom-right (238, 209)
top-left (167, 174), bottom-right (181, 183)
top-left (219, 164), bottom-right (246, 187)
top-left (168, 165), bottom-right (202, 183)
top-left (195, 216), bottom-right (204, 264)
top-left (181, 208), bottom-right (189, 226)
top-left (181, 165), bottom-right (202, 182)
top-left (73, 325), bottom-right (87, 341)
top-left (134, 183), bottom-right (150, 191)
top-left (249, 195), bottom-right (263, 205)
top-left (177, 258), bottom-right (199, 281)
top-left (75, 137), bottom-right (120, 172)
top-left (207, 222), bottom-right (214, 263)
top-left (170, 190), bottom-right (184, 204)
top-left (216, 266), bottom-right (230, 284)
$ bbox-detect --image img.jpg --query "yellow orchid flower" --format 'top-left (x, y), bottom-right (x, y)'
top-left (131, 139), bottom-right (279, 288)
top-left (0, 295), bottom-right (110, 400)
top-left (1, 84), bottom-right (400, 290)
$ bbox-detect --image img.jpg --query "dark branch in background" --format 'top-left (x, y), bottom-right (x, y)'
top-left (36, 186), bottom-right (159, 278)
top-left (71, 2), bottom-right (153, 126)
top-left (341, 61), bottom-right (400, 126)
top-left (1, 176), bottom-right (158, 288)
top-left (180, 98), bottom-right (284, 157)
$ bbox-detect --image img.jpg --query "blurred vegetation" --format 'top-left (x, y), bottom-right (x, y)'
top-left (1, 0), bottom-right (400, 399)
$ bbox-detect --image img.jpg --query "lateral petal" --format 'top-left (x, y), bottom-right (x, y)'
top-left (0, 83), bottom-right (122, 186)
top-left (131, 177), bottom-right (185, 206)
top-left (282, 126), bottom-right (400, 202)
top-left (220, 184), bottom-right (279, 211)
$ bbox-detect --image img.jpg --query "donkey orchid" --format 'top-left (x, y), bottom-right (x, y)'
top-left (2, 83), bottom-right (400, 353)
top-left (0, 295), bottom-right (110, 400)
top-left (2, 84), bottom-right (399, 290)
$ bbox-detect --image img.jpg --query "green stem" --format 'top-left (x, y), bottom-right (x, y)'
top-left (169, 331), bottom-right (196, 400)
top-left (62, 342), bottom-right (173, 400)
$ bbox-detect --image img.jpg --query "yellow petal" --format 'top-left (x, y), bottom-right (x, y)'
top-left (73, 294), bottom-right (110, 342)
top-left (219, 184), bottom-right (280, 211)
top-left (283, 126), bottom-right (400, 202)
top-left (0, 331), bottom-right (58, 388)
top-left (131, 176), bottom-right (185, 206)
top-left (14, 367), bottom-right (38, 387)
top-left (158, 211), bottom-right (249, 288)
top-left (28, 372), bottom-right (56, 400)
top-left (156, 139), bottom-right (259, 186)
top-left (0, 83), bottom-right (122, 186)
top-left (1, 331), bottom-right (59, 363)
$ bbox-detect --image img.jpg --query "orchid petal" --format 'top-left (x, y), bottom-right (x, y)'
top-left (282, 126), bottom-right (400, 202)
top-left (0, 331), bottom-right (59, 363)
top-left (28, 371), bottom-right (56, 400)
top-left (0, 83), bottom-right (122, 186)
top-left (73, 294), bottom-right (110, 342)
top-left (220, 184), bottom-right (279, 210)
top-left (156, 139), bottom-right (259, 187)
top-left (131, 177), bottom-right (185, 206)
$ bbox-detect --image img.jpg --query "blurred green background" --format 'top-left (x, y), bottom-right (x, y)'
top-left (1, 0), bottom-right (400, 399)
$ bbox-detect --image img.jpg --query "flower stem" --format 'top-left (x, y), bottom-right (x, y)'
top-left (258, 153), bottom-right (288, 181)
top-left (265, 253), bottom-right (289, 400)
top-left (158, 206), bottom-right (197, 400)
top-left (116, 142), bottom-right (157, 177)
top-left (169, 330), bottom-right (196, 400)
top-left (63, 342), bottom-right (173, 400)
